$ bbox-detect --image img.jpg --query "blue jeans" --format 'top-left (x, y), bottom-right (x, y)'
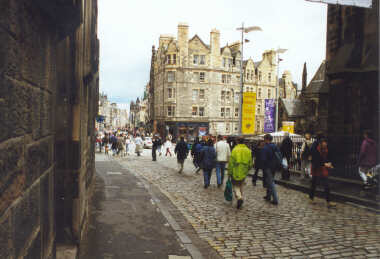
top-left (203, 169), bottom-right (212, 187)
top-left (265, 168), bottom-right (278, 203)
top-left (216, 162), bottom-right (226, 185)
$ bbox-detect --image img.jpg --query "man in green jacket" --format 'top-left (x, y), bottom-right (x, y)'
top-left (228, 137), bottom-right (253, 209)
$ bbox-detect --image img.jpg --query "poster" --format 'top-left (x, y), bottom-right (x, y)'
top-left (264, 99), bottom-right (276, 133)
top-left (242, 92), bottom-right (256, 135)
top-left (282, 121), bottom-right (295, 134)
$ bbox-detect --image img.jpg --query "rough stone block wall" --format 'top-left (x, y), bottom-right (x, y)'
top-left (0, 0), bottom-right (99, 258)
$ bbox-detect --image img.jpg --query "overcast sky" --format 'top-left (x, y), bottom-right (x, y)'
top-left (98, 0), bottom-right (327, 106)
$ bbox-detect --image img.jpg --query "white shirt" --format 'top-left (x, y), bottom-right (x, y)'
top-left (215, 140), bottom-right (231, 162)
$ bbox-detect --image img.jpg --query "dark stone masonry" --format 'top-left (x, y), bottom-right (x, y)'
top-left (0, 1), bottom-right (99, 258)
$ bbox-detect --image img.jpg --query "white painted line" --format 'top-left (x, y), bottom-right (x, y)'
top-left (107, 172), bottom-right (122, 175)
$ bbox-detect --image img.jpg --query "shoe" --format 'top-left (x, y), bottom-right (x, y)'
top-left (217, 184), bottom-right (222, 188)
top-left (204, 185), bottom-right (209, 189)
top-left (271, 201), bottom-right (278, 206)
top-left (195, 168), bottom-right (201, 174)
top-left (237, 199), bottom-right (243, 209)
top-left (263, 196), bottom-right (270, 201)
top-left (327, 201), bottom-right (336, 207)
top-left (309, 199), bottom-right (317, 205)
top-left (252, 181), bottom-right (257, 186)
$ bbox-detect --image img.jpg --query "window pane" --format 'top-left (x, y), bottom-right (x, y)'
top-left (199, 89), bottom-right (205, 99)
top-left (192, 106), bottom-right (198, 116)
top-left (192, 89), bottom-right (198, 101)
top-left (199, 72), bottom-right (205, 82)
top-left (200, 55), bottom-right (205, 65)
top-left (167, 71), bottom-right (175, 82)
top-left (193, 55), bottom-right (199, 64)
top-left (199, 107), bottom-right (204, 116)
top-left (173, 54), bottom-right (176, 64)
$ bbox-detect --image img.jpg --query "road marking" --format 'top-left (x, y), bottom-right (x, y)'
top-left (107, 172), bottom-right (122, 175)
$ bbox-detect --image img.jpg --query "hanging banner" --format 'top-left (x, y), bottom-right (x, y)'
top-left (242, 92), bottom-right (256, 135)
top-left (264, 99), bottom-right (276, 133)
top-left (282, 121), bottom-right (295, 134)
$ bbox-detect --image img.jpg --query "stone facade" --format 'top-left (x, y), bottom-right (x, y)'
top-left (0, 1), bottom-right (99, 258)
top-left (325, 1), bottom-right (378, 178)
top-left (97, 93), bottom-right (128, 130)
top-left (149, 23), bottom-right (294, 138)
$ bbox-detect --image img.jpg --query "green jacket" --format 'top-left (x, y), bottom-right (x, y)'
top-left (228, 144), bottom-right (253, 181)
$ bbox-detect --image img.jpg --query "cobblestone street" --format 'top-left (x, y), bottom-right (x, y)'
top-left (115, 150), bottom-right (380, 259)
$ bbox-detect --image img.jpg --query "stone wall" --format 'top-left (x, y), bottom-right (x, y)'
top-left (0, 0), bottom-right (99, 258)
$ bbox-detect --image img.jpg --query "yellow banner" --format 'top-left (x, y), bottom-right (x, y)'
top-left (242, 92), bottom-right (256, 134)
top-left (282, 121), bottom-right (295, 134)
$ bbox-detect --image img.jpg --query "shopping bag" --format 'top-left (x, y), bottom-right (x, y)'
top-left (224, 178), bottom-right (233, 202)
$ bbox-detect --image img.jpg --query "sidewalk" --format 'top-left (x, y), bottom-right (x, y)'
top-left (254, 170), bottom-right (380, 212)
top-left (80, 154), bottom-right (192, 259)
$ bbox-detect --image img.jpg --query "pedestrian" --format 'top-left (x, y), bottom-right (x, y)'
top-left (134, 134), bottom-right (143, 156)
top-left (228, 137), bottom-right (253, 209)
top-left (358, 130), bottom-right (377, 189)
top-left (252, 140), bottom-right (265, 187)
top-left (116, 134), bottom-right (124, 156)
top-left (157, 136), bottom-right (163, 156)
top-left (310, 134), bottom-right (336, 207)
top-left (164, 138), bottom-right (172, 156)
top-left (280, 132), bottom-right (293, 180)
top-left (301, 132), bottom-right (313, 178)
top-left (200, 139), bottom-right (217, 188)
top-left (262, 134), bottom-right (280, 205)
top-left (174, 136), bottom-right (189, 174)
top-left (215, 135), bottom-right (231, 187)
top-left (191, 137), bottom-right (203, 174)
top-left (152, 136), bottom-right (161, 161)
top-left (125, 136), bottom-right (131, 155)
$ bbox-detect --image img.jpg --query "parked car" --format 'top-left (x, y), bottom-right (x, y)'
top-left (144, 137), bottom-right (153, 149)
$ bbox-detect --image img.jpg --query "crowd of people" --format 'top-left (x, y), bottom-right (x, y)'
top-left (149, 132), bottom-right (353, 209)
top-left (96, 129), bottom-right (378, 210)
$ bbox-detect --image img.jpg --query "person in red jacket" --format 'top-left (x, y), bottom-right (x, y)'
top-left (358, 130), bottom-right (378, 188)
top-left (309, 135), bottom-right (336, 207)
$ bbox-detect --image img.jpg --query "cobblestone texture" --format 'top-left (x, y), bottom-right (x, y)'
top-left (117, 151), bottom-right (380, 259)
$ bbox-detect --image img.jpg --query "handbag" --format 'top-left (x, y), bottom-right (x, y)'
top-left (224, 177), bottom-right (233, 202)
top-left (282, 158), bottom-right (288, 170)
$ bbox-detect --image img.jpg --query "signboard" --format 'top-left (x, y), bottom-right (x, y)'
top-left (282, 121), bottom-right (295, 134)
top-left (199, 127), bottom-right (207, 136)
top-left (242, 92), bottom-right (256, 134)
top-left (264, 99), bottom-right (276, 133)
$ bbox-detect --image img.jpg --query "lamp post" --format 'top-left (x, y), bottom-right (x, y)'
top-left (275, 47), bottom-right (287, 132)
top-left (236, 24), bottom-right (262, 134)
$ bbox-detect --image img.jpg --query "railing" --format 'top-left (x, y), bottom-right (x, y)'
top-left (248, 135), bottom-right (363, 180)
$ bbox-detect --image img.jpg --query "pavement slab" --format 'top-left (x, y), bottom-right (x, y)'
top-left (113, 150), bottom-right (380, 258)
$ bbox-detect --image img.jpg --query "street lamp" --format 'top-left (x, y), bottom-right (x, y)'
top-left (275, 47), bottom-right (287, 132)
top-left (236, 23), bottom-right (262, 134)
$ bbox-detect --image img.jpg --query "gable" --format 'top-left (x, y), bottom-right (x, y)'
top-left (189, 35), bottom-right (210, 52)
top-left (167, 40), bottom-right (178, 52)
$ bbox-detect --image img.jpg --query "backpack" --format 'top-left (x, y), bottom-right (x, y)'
top-left (270, 145), bottom-right (283, 170)
top-left (195, 143), bottom-right (203, 153)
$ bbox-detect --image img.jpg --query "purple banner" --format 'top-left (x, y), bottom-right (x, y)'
top-left (264, 99), bottom-right (276, 133)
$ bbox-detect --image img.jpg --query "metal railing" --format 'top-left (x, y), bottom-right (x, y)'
top-left (247, 135), bottom-right (363, 180)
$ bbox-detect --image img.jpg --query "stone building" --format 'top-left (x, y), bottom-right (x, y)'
top-left (0, 1), bottom-right (99, 258)
top-left (325, 0), bottom-right (379, 177)
top-left (97, 93), bottom-right (128, 130)
top-left (149, 23), bottom-right (292, 139)
top-left (279, 70), bottom-right (298, 100)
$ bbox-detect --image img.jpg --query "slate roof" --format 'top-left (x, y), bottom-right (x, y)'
top-left (281, 99), bottom-right (305, 117)
top-left (304, 80), bottom-right (328, 94)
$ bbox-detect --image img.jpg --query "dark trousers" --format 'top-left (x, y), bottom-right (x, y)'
top-left (152, 148), bottom-right (157, 161)
top-left (309, 176), bottom-right (330, 202)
